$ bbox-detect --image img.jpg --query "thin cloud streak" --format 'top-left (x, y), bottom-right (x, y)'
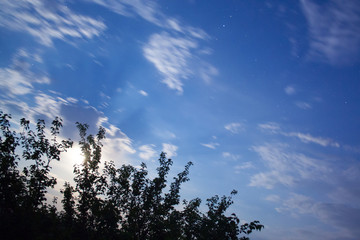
top-left (258, 122), bottom-right (340, 148)
top-left (300, 0), bottom-right (360, 65)
top-left (284, 132), bottom-right (340, 148)
top-left (201, 142), bottom-right (219, 149)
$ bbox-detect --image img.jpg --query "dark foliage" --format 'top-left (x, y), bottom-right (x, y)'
top-left (0, 111), bottom-right (263, 239)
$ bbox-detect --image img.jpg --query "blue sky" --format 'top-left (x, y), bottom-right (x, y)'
top-left (1, 0), bottom-right (360, 239)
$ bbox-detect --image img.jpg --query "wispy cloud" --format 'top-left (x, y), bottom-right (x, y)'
top-left (295, 101), bottom-right (312, 110)
top-left (143, 32), bottom-right (197, 94)
top-left (92, 0), bottom-right (215, 94)
top-left (97, 119), bottom-right (135, 157)
top-left (162, 143), bottom-right (178, 158)
top-left (234, 162), bottom-right (253, 174)
top-left (201, 142), bottom-right (219, 149)
top-left (250, 143), bottom-right (331, 189)
top-left (258, 122), bottom-right (340, 148)
top-left (265, 194), bottom-right (281, 202)
top-left (224, 122), bottom-right (245, 134)
top-left (277, 193), bottom-right (360, 238)
top-left (138, 90), bottom-right (148, 96)
top-left (0, 0), bottom-right (106, 46)
top-left (283, 132), bottom-right (340, 147)
top-left (0, 49), bottom-right (50, 96)
top-left (222, 152), bottom-right (241, 160)
top-left (89, 0), bottom-right (164, 30)
top-left (89, 0), bottom-right (209, 39)
top-left (0, 53), bottom-right (136, 160)
top-left (249, 170), bottom-right (295, 189)
top-left (199, 63), bottom-right (219, 84)
top-left (300, 0), bottom-right (360, 65)
top-left (33, 93), bottom-right (64, 120)
top-left (258, 122), bottom-right (281, 132)
top-left (0, 68), bottom-right (35, 96)
top-left (138, 144), bottom-right (156, 160)
top-left (284, 85), bottom-right (296, 95)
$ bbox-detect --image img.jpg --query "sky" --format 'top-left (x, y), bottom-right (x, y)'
top-left (1, 0), bottom-right (360, 239)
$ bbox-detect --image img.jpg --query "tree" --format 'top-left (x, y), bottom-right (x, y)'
top-left (20, 117), bottom-right (73, 209)
top-left (73, 122), bottom-right (106, 238)
top-left (0, 111), bottom-right (263, 239)
top-left (0, 112), bottom-right (72, 240)
top-left (0, 112), bottom-right (23, 215)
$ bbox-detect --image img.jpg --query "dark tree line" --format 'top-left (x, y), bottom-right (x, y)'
top-left (0, 111), bottom-right (263, 240)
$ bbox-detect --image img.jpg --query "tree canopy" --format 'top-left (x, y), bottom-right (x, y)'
top-left (0, 111), bottom-right (263, 240)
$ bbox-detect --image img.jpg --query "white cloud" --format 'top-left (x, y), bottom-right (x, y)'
top-left (143, 32), bottom-right (197, 94)
top-left (258, 122), bottom-right (281, 133)
top-left (89, 0), bottom-right (214, 94)
top-left (284, 132), bottom-right (340, 148)
top-left (138, 90), bottom-right (148, 96)
top-left (0, 68), bottom-right (33, 96)
top-left (162, 143), bottom-right (178, 158)
top-left (250, 143), bottom-right (331, 189)
top-left (96, 118), bottom-right (136, 157)
top-left (277, 193), bottom-right (315, 215)
top-left (90, 0), bottom-right (162, 28)
top-left (165, 131), bottom-right (176, 139)
top-left (300, 0), bottom-right (360, 65)
top-left (0, 0), bottom-right (106, 46)
top-left (199, 63), bottom-right (218, 84)
top-left (100, 92), bottom-right (111, 100)
top-left (201, 142), bottom-right (219, 149)
top-left (250, 171), bottom-right (295, 189)
top-left (89, 0), bottom-right (208, 39)
top-left (33, 93), bottom-right (64, 120)
top-left (222, 152), bottom-right (241, 160)
top-left (138, 144), bottom-right (156, 160)
top-left (258, 122), bottom-right (340, 148)
top-left (234, 162), bottom-right (253, 170)
top-left (81, 114), bottom-right (136, 165)
top-left (295, 101), bottom-right (312, 110)
top-left (234, 162), bottom-right (253, 174)
top-left (0, 49), bottom-right (50, 97)
top-left (224, 122), bottom-right (245, 134)
top-left (265, 194), bottom-right (281, 202)
top-left (66, 97), bottom-right (78, 104)
top-left (284, 85), bottom-right (296, 95)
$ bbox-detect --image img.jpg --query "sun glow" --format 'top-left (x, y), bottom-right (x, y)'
top-left (65, 145), bottom-right (84, 167)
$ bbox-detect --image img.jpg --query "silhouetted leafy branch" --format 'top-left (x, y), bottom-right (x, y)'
top-left (0, 111), bottom-right (263, 240)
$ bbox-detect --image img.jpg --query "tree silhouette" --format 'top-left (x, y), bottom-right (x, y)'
top-left (0, 111), bottom-right (73, 239)
top-left (0, 111), bottom-right (263, 240)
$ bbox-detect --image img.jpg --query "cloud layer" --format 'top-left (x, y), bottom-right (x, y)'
top-left (250, 143), bottom-right (331, 189)
top-left (0, 0), bottom-right (106, 46)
